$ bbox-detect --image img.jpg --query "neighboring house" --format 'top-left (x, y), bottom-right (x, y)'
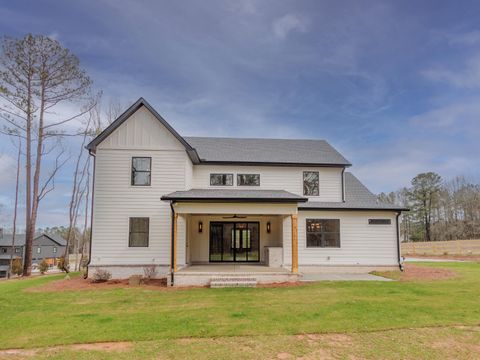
top-left (0, 233), bottom-right (67, 277)
top-left (86, 98), bottom-right (407, 285)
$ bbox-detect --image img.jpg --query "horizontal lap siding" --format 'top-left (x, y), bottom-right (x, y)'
top-left (91, 149), bottom-right (188, 266)
top-left (192, 166), bottom-right (342, 202)
top-left (298, 211), bottom-right (398, 266)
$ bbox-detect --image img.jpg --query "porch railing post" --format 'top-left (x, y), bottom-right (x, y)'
top-left (291, 214), bottom-right (298, 273)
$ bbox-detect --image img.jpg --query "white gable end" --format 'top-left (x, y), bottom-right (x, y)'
top-left (97, 105), bottom-right (185, 151)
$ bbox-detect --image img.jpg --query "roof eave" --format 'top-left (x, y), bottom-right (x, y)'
top-left (197, 160), bottom-right (352, 167)
top-left (160, 196), bottom-right (308, 203)
top-left (298, 206), bottom-right (409, 211)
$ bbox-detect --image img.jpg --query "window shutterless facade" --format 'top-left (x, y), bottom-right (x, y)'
top-left (129, 217), bottom-right (149, 247)
top-left (306, 219), bottom-right (340, 248)
top-left (237, 174), bottom-right (260, 186)
top-left (131, 157), bottom-right (151, 186)
top-left (210, 173), bottom-right (234, 186)
top-left (303, 171), bottom-right (319, 196)
top-left (53, 247), bottom-right (57, 253)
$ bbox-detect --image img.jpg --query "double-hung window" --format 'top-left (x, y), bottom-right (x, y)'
top-left (306, 219), bottom-right (340, 248)
top-left (303, 171), bottom-right (319, 196)
top-left (129, 217), bottom-right (149, 247)
top-left (131, 157), bottom-right (151, 186)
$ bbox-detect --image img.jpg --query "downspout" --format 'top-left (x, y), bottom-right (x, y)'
top-left (341, 168), bottom-right (346, 202)
top-left (84, 150), bottom-right (96, 279)
top-left (170, 201), bottom-right (175, 286)
top-left (396, 211), bottom-right (404, 271)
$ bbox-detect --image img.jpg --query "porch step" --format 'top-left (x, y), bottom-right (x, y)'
top-left (209, 276), bottom-right (257, 288)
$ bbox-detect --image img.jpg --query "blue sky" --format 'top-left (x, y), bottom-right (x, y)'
top-left (0, 0), bottom-right (479, 228)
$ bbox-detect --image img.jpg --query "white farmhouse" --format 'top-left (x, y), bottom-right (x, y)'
top-left (86, 98), bottom-right (406, 286)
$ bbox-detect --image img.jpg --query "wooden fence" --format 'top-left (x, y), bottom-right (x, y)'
top-left (401, 239), bottom-right (480, 256)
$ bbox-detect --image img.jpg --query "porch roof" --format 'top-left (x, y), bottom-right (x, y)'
top-left (161, 189), bottom-right (308, 203)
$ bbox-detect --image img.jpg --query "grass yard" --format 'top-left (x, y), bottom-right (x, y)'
top-left (0, 262), bottom-right (479, 359)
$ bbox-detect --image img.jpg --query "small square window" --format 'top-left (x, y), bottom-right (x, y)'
top-left (210, 173), bottom-right (233, 186)
top-left (237, 174), bottom-right (260, 186)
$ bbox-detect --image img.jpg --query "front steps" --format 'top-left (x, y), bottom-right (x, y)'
top-left (210, 276), bottom-right (257, 288)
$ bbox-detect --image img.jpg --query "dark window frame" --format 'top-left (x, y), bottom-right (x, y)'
top-left (303, 171), bottom-right (319, 196)
top-left (237, 174), bottom-right (260, 186)
top-left (210, 173), bottom-right (234, 186)
top-left (131, 157), bottom-right (152, 186)
top-left (368, 219), bottom-right (392, 225)
top-left (306, 219), bottom-right (341, 248)
top-left (129, 217), bottom-right (150, 247)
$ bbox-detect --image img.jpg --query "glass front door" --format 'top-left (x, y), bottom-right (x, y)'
top-left (209, 222), bottom-right (260, 262)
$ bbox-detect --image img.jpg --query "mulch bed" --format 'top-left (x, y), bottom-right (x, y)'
top-left (376, 263), bottom-right (458, 282)
top-left (405, 254), bottom-right (480, 262)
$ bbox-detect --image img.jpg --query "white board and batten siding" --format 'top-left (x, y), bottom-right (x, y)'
top-left (297, 211), bottom-right (398, 266)
top-left (91, 106), bottom-right (191, 268)
top-left (192, 166), bottom-right (343, 201)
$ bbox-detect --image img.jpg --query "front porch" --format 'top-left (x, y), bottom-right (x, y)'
top-left (165, 195), bottom-right (305, 286)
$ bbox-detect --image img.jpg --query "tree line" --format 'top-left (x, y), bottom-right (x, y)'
top-left (378, 172), bottom-right (480, 242)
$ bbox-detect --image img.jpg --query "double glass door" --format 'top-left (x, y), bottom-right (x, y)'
top-left (209, 222), bottom-right (260, 262)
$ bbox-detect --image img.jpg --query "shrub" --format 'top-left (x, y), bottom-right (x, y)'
top-left (38, 259), bottom-right (49, 274)
top-left (11, 257), bottom-right (23, 276)
top-left (56, 257), bottom-right (69, 272)
top-left (143, 265), bottom-right (157, 280)
top-left (92, 268), bottom-right (112, 283)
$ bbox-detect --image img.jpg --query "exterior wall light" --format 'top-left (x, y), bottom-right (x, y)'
top-left (198, 221), bottom-right (203, 233)
top-left (266, 222), bottom-right (271, 233)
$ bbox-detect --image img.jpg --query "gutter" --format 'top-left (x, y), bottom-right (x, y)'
top-left (396, 211), bottom-right (404, 272)
top-left (169, 201), bottom-right (176, 286)
top-left (84, 150), bottom-right (96, 279)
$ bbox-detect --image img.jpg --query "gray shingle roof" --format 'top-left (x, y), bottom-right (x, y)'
top-left (162, 189), bottom-right (307, 202)
top-left (0, 233), bottom-right (67, 247)
top-left (185, 137), bottom-right (351, 166)
top-left (0, 234), bottom-right (25, 247)
top-left (299, 173), bottom-right (408, 211)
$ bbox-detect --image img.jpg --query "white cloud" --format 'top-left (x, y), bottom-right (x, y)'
top-left (0, 153), bottom-right (15, 187)
top-left (445, 30), bottom-right (480, 46)
top-left (272, 14), bottom-right (309, 39)
top-left (422, 53), bottom-right (480, 88)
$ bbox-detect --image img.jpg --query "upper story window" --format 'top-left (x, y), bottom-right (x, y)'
top-left (36, 247), bottom-right (41, 254)
top-left (53, 246), bottom-right (57, 253)
top-left (237, 174), bottom-right (260, 186)
top-left (210, 173), bottom-right (233, 186)
top-left (131, 157), bottom-right (151, 186)
top-left (303, 171), bottom-right (319, 196)
top-left (1, 248), bottom-right (6, 254)
top-left (15, 247), bottom-right (20, 253)
top-left (129, 217), bottom-right (149, 247)
top-left (306, 219), bottom-right (340, 248)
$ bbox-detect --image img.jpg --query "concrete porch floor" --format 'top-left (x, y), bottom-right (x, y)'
top-left (177, 264), bottom-right (291, 274)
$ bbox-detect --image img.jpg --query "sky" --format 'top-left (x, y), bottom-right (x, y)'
top-left (0, 0), bottom-right (479, 228)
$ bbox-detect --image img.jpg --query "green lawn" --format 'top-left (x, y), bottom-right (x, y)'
top-left (1, 262), bottom-right (479, 359)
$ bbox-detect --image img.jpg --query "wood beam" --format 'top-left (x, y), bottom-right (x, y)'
top-left (291, 214), bottom-right (298, 273)
top-left (173, 213), bottom-right (178, 272)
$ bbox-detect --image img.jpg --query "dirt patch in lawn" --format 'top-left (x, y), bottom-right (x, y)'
top-left (0, 342), bottom-right (132, 358)
top-left (375, 263), bottom-right (457, 281)
top-left (257, 281), bottom-right (304, 288)
top-left (25, 277), bottom-right (206, 292)
top-left (405, 254), bottom-right (480, 262)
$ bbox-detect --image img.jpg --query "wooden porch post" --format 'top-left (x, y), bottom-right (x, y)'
top-left (291, 214), bottom-right (298, 273)
top-left (173, 213), bottom-right (178, 272)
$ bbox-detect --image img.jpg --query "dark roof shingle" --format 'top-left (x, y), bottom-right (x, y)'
top-left (299, 173), bottom-right (408, 211)
top-left (162, 189), bottom-right (307, 202)
top-left (185, 137), bottom-right (351, 166)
